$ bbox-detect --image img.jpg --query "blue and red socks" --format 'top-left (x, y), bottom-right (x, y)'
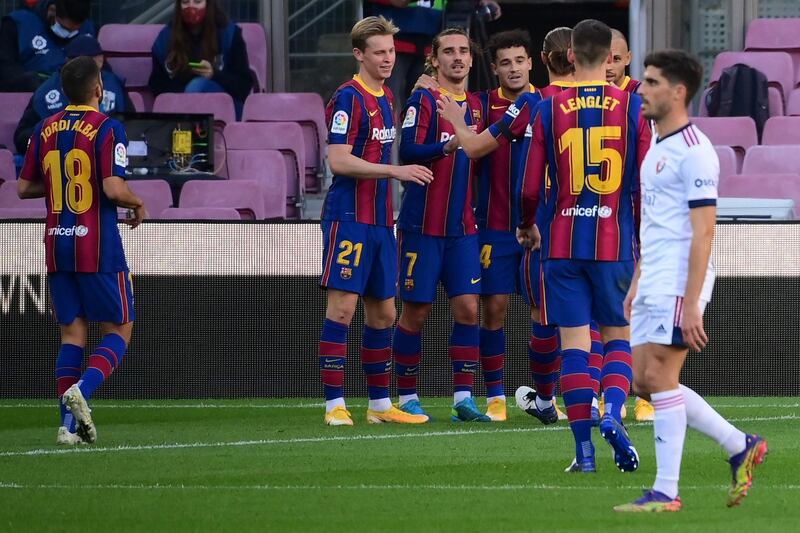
top-left (319, 318), bottom-right (348, 410)
top-left (479, 327), bottom-right (505, 401)
top-left (601, 339), bottom-right (633, 422)
top-left (77, 333), bottom-right (127, 400)
top-left (529, 322), bottom-right (560, 402)
top-left (361, 325), bottom-right (392, 411)
top-left (450, 322), bottom-right (479, 404)
top-left (56, 343), bottom-right (83, 431)
top-left (589, 322), bottom-right (603, 399)
top-left (561, 348), bottom-right (595, 461)
top-left (393, 325), bottom-right (422, 405)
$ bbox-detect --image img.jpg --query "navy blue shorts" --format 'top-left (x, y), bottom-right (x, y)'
top-left (398, 231), bottom-right (481, 302)
top-left (48, 271), bottom-right (135, 325)
top-left (479, 229), bottom-right (524, 296)
top-left (541, 259), bottom-right (633, 327)
top-left (320, 220), bottom-right (397, 300)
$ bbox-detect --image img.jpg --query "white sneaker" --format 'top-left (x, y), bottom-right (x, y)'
top-left (56, 426), bottom-right (84, 445)
top-left (62, 384), bottom-right (96, 443)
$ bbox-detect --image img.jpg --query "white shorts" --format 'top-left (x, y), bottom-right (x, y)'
top-left (630, 293), bottom-right (709, 347)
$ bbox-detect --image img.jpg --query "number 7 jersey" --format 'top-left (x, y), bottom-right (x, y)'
top-left (521, 82), bottom-right (651, 261)
top-left (20, 105), bottom-right (129, 273)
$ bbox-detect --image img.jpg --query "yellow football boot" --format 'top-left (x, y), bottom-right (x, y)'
top-left (485, 398), bottom-right (507, 421)
top-left (324, 406), bottom-right (354, 426)
top-left (634, 398), bottom-right (655, 422)
top-left (367, 406), bottom-right (429, 424)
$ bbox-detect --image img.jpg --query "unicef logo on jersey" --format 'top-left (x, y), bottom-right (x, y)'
top-left (47, 225), bottom-right (89, 237)
top-left (32, 35), bottom-right (48, 51)
top-left (561, 205), bottom-right (613, 219)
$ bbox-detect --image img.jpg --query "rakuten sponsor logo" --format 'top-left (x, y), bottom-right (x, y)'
top-left (372, 126), bottom-right (396, 143)
top-left (47, 225), bottom-right (89, 237)
top-left (560, 205), bottom-right (613, 219)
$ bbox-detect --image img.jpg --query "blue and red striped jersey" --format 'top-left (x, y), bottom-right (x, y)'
top-left (398, 87), bottom-right (484, 237)
top-left (475, 84), bottom-right (537, 232)
top-left (618, 75), bottom-right (641, 94)
top-left (520, 82), bottom-right (651, 261)
top-left (20, 105), bottom-right (128, 273)
top-left (322, 75), bottom-right (395, 227)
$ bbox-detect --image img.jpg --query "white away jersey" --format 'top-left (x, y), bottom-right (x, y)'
top-left (638, 123), bottom-right (717, 300)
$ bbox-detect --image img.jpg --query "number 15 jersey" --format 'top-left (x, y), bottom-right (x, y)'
top-left (521, 82), bottom-right (651, 261)
top-left (20, 105), bottom-right (129, 273)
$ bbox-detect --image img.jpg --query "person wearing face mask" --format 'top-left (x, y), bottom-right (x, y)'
top-left (0, 0), bottom-right (95, 92)
top-left (149, 0), bottom-right (254, 120)
top-left (14, 35), bottom-right (132, 154)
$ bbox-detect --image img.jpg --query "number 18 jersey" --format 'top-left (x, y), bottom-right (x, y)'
top-left (20, 105), bottom-right (129, 273)
top-left (521, 82), bottom-right (651, 261)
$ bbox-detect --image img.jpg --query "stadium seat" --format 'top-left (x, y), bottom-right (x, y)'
top-left (223, 122), bottom-right (306, 218)
top-left (0, 148), bottom-right (15, 183)
top-left (786, 89), bottom-right (800, 116)
top-left (742, 145), bottom-right (800, 174)
top-left (715, 145), bottom-right (738, 178)
top-left (179, 179), bottom-right (266, 219)
top-left (719, 173), bottom-right (800, 218)
top-left (698, 86), bottom-right (784, 118)
top-left (128, 91), bottom-right (146, 112)
top-left (0, 93), bottom-right (32, 154)
top-left (160, 207), bottom-right (242, 220)
top-left (98, 24), bottom-right (161, 89)
top-left (692, 117), bottom-right (757, 169)
top-left (127, 179), bottom-right (173, 219)
top-left (0, 181), bottom-right (45, 209)
top-left (762, 116), bottom-right (800, 145)
top-left (243, 92), bottom-right (327, 191)
top-left (744, 18), bottom-right (800, 87)
top-left (0, 207), bottom-right (46, 219)
top-left (225, 149), bottom-right (287, 219)
top-left (710, 51), bottom-right (794, 103)
top-left (152, 92), bottom-right (237, 127)
top-left (239, 23), bottom-right (269, 92)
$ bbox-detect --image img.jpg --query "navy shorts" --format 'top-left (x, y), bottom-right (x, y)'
top-left (398, 230), bottom-right (481, 302)
top-left (479, 229), bottom-right (524, 296)
top-left (541, 259), bottom-right (633, 327)
top-left (320, 220), bottom-right (397, 300)
top-left (48, 271), bottom-right (135, 325)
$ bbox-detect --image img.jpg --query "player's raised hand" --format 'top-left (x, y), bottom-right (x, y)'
top-left (413, 73), bottom-right (439, 92)
top-left (124, 205), bottom-right (146, 229)
top-left (436, 95), bottom-right (466, 127)
top-left (393, 164), bottom-right (434, 186)
top-left (681, 301), bottom-right (708, 351)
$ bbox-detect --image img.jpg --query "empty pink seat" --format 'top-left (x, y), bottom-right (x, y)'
top-left (761, 116), bottom-right (800, 145)
top-left (107, 57), bottom-right (153, 89)
top-left (160, 207), bottom-right (242, 220)
top-left (226, 149), bottom-right (287, 219)
top-left (127, 179), bottom-right (172, 218)
top-left (745, 18), bottom-right (800, 87)
top-left (719, 173), bottom-right (800, 217)
top-left (0, 181), bottom-right (45, 209)
top-left (179, 179), bottom-right (265, 219)
top-left (710, 51), bottom-right (794, 103)
top-left (223, 122), bottom-right (306, 218)
top-left (742, 146), bottom-right (800, 174)
top-left (152, 92), bottom-right (237, 127)
top-left (128, 91), bottom-right (146, 112)
top-left (239, 23), bottom-right (269, 92)
top-left (787, 89), bottom-right (800, 116)
top-left (98, 24), bottom-right (162, 54)
top-left (692, 117), bottom-right (757, 170)
top-left (714, 145), bottom-right (737, 178)
top-left (243, 92), bottom-right (326, 192)
top-left (0, 93), bottom-right (33, 154)
top-left (0, 207), bottom-right (46, 219)
top-left (0, 148), bottom-right (15, 182)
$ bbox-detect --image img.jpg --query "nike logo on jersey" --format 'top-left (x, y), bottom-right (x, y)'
top-left (470, 278), bottom-right (481, 284)
top-left (368, 109), bottom-right (379, 117)
top-left (490, 104), bottom-right (508, 110)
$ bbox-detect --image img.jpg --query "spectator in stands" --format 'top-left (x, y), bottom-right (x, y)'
top-left (364, 1), bottom-right (501, 103)
top-left (149, 0), bottom-right (253, 120)
top-left (0, 0), bottom-right (94, 92)
top-left (14, 35), bottom-right (132, 154)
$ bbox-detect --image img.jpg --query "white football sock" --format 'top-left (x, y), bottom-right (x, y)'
top-left (680, 384), bottom-right (746, 457)
top-left (368, 398), bottom-right (392, 412)
top-left (325, 398), bottom-right (346, 412)
top-left (399, 394), bottom-right (419, 406)
top-left (486, 394), bottom-right (506, 404)
top-left (535, 395), bottom-right (552, 411)
top-left (651, 388), bottom-right (686, 500)
top-left (453, 391), bottom-right (471, 405)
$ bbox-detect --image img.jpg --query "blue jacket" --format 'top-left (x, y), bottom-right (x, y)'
top-left (34, 69), bottom-right (127, 118)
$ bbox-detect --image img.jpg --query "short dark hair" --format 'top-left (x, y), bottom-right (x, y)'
top-left (644, 49), bottom-right (703, 105)
top-left (55, 0), bottom-right (91, 23)
top-left (60, 56), bottom-right (99, 104)
top-left (487, 29), bottom-right (531, 62)
top-left (571, 19), bottom-right (612, 67)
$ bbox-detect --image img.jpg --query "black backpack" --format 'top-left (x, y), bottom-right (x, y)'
top-left (706, 63), bottom-right (769, 140)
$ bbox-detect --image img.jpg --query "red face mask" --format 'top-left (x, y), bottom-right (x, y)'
top-left (181, 6), bottom-right (206, 28)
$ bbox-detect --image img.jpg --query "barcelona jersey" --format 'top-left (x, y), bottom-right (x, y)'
top-left (618, 75), bottom-right (641, 94)
top-left (20, 105), bottom-right (129, 273)
top-left (521, 82), bottom-right (651, 261)
top-left (398, 87), bottom-right (484, 237)
top-left (322, 75), bottom-right (395, 227)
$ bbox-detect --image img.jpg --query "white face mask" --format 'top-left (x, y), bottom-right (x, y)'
top-left (51, 22), bottom-right (79, 40)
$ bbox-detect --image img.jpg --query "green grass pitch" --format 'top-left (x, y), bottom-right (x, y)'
top-left (0, 397), bottom-right (797, 532)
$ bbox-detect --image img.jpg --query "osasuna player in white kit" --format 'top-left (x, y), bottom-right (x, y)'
top-left (615, 50), bottom-right (767, 513)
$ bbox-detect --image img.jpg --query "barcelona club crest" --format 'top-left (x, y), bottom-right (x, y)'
top-left (340, 267), bottom-right (352, 280)
top-left (472, 109), bottom-right (482, 123)
top-left (404, 278), bottom-right (414, 291)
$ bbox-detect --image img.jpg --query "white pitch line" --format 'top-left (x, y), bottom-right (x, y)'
top-left (0, 414), bottom-right (795, 459)
top-left (0, 482), bottom-right (797, 492)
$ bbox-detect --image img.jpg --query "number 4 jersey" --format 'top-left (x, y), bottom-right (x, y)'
top-left (20, 105), bottom-right (129, 273)
top-left (521, 83), bottom-right (651, 261)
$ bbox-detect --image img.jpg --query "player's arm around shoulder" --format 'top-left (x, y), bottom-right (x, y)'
top-left (399, 89), bottom-right (453, 163)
